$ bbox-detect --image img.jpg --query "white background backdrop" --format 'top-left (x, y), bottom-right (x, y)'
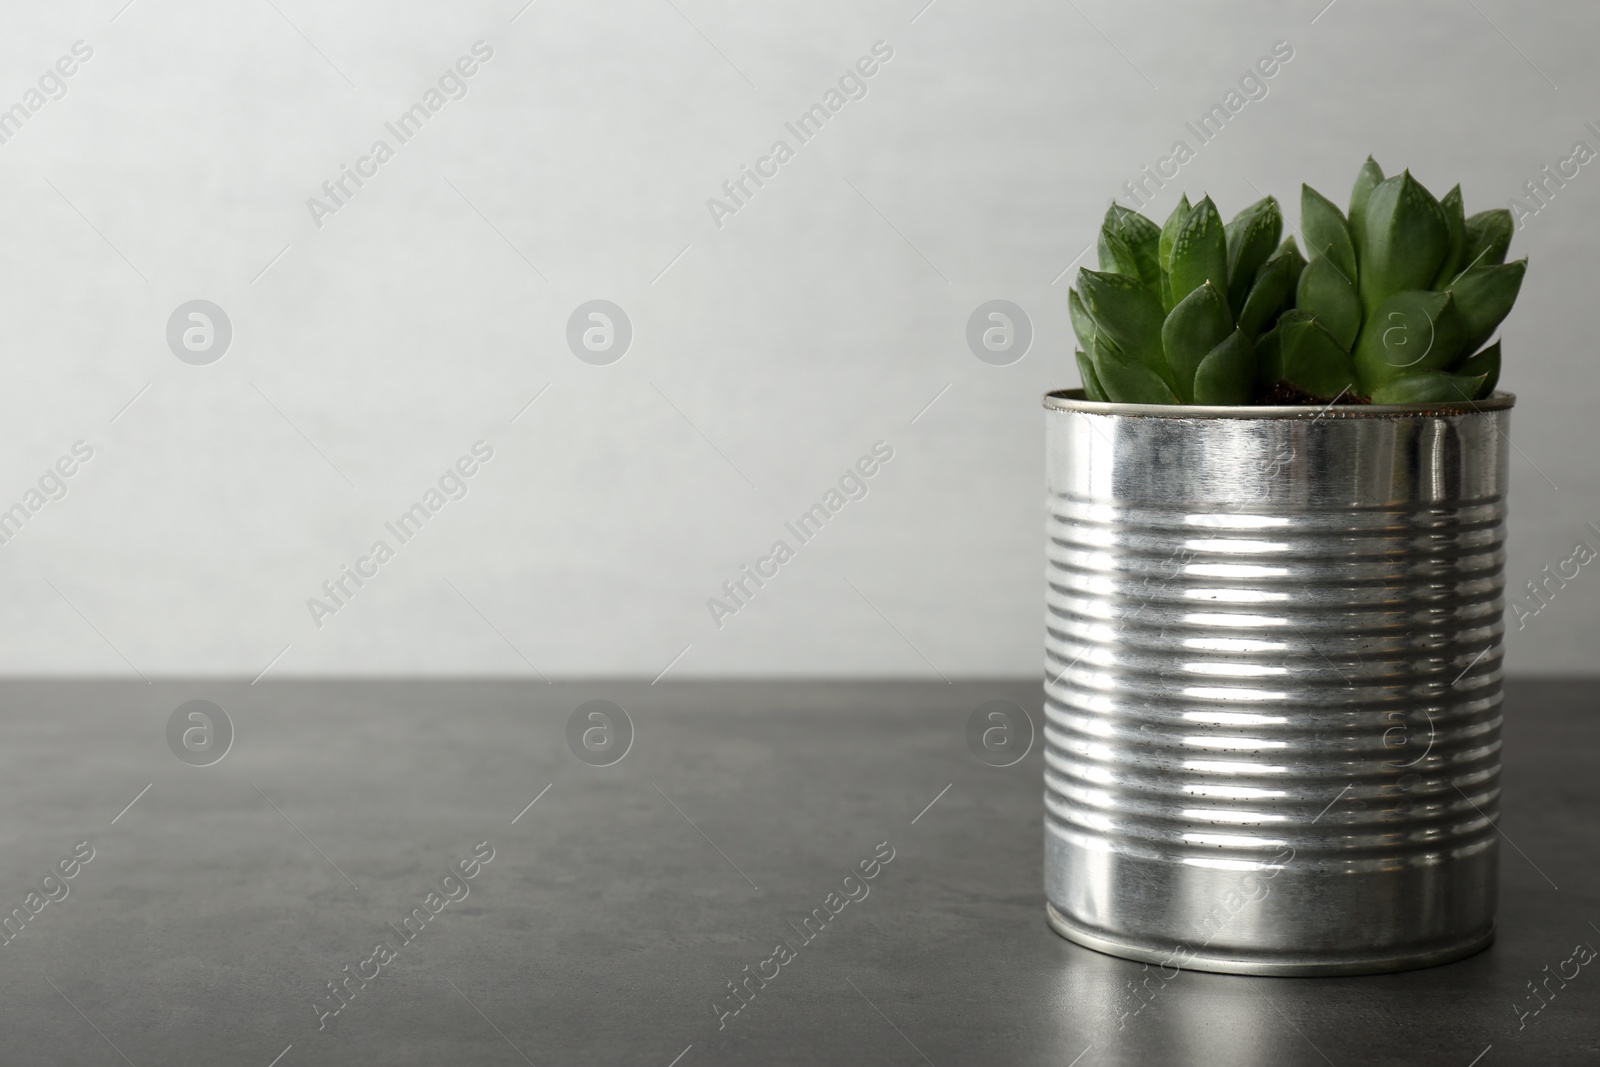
top-left (0, 0), bottom-right (1594, 678)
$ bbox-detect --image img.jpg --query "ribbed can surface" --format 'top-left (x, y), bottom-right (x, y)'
top-left (1043, 390), bottom-right (1513, 976)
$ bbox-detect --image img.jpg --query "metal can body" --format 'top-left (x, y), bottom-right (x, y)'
top-left (1043, 390), bottom-right (1513, 976)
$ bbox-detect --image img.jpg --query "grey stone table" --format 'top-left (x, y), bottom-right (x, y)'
top-left (0, 679), bottom-right (1595, 1066)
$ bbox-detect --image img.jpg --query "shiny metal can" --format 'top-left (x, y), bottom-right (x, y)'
top-left (1042, 389), bottom-right (1513, 976)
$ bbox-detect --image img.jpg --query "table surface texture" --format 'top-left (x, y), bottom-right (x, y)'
top-left (0, 679), bottom-right (1594, 1066)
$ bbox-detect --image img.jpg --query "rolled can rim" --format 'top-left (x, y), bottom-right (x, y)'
top-left (1044, 903), bottom-right (1497, 977)
top-left (1043, 388), bottom-right (1516, 419)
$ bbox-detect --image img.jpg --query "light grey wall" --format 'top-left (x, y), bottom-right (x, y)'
top-left (0, 0), bottom-right (1594, 677)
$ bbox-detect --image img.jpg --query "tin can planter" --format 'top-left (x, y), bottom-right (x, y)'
top-left (1043, 389), bottom-right (1512, 976)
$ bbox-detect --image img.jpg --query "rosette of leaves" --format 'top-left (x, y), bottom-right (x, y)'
top-left (1069, 198), bottom-right (1304, 404)
top-left (1259, 157), bottom-right (1522, 403)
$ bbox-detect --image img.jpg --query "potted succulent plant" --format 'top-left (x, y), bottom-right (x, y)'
top-left (1044, 159), bottom-right (1521, 975)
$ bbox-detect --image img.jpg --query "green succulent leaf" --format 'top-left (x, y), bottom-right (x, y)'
top-left (1223, 196), bottom-right (1273, 259)
top-left (1158, 195), bottom-right (1192, 273)
top-left (1348, 156), bottom-right (1384, 252)
top-left (1447, 259), bottom-right (1526, 355)
top-left (1192, 329), bottom-right (1255, 405)
top-left (1432, 185), bottom-right (1465, 289)
top-left (1075, 349), bottom-right (1108, 402)
top-left (1097, 228), bottom-right (1139, 279)
top-left (1101, 204), bottom-right (1162, 292)
top-left (1368, 370), bottom-right (1487, 405)
top-left (1301, 184), bottom-right (1356, 283)
top-left (1224, 197), bottom-right (1282, 315)
top-left (1077, 268), bottom-right (1166, 374)
top-left (1254, 324), bottom-right (1281, 386)
top-left (1296, 255), bottom-right (1362, 349)
top-left (1358, 171), bottom-right (1450, 313)
top-left (1168, 196), bottom-right (1229, 311)
top-left (1462, 209), bottom-right (1514, 270)
top-left (1158, 194), bottom-right (1192, 311)
top-left (1453, 341), bottom-right (1501, 398)
top-left (1162, 281), bottom-right (1233, 402)
top-left (1353, 289), bottom-right (1463, 393)
top-left (1278, 311), bottom-right (1359, 400)
top-left (1092, 330), bottom-right (1180, 404)
top-left (1237, 247), bottom-right (1297, 338)
top-left (1276, 236), bottom-right (1306, 290)
top-left (1107, 202), bottom-right (1161, 240)
top-left (1067, 287), bottom-right (1096, 353)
